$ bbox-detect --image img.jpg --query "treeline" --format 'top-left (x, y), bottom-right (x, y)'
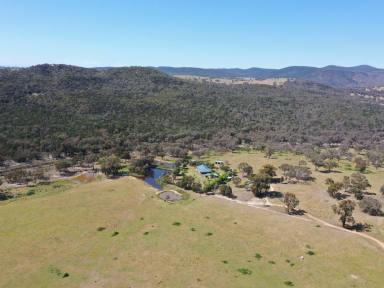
top-left (1, 64), bottom-right (384, 162)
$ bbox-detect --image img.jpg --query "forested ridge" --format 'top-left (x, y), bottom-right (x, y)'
top-left (1, 64), bottom-right (384, 162)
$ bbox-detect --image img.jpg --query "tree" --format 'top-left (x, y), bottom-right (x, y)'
top-left (342, 176), bottom-right (351, 193)
top-left (99, 155), bottom-right (122, 176)
top-left (264, 146), bottom-right (274, 159)
top-left (279, 164), bottom-right (312, 182)
top-left (284, 192), bottom-right (299, 214)
top-left (232, 176), bottom-right (241, 187)
top-left (332, 200), bottom-right (356, 228)
top-left (367, 151), bottom-right (383, 170)
top-left (238, 162), bottom-right (253, 177)
top-left (250, 173), bottom-right (270, 197)
top-left (350, 172), bottom-right (371, 200)
top-left (325, 178), bottom-right (343, 199)
top-left (279, 164), bottom-right (292, 181)
top-left (308, 152), bottom-right (324, 171)
top-left (323, 158), bottom-right (338, 173)
top-left (359, 197), bottom-right (383, 216)
top-left (259, 164), bottom-right (277, 177)
top-left (354, 157), bottom-right (367, 172)
top-left (219, 184), bottom-right (233, 198)
top-left (380, 185), bottom-right (384, 196)
top-left (294, 166), bottom-right (312, 181)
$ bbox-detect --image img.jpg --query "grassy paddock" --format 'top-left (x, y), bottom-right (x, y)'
top-left (0, 176), bottom-right (383, 287)
top-left (204, 151), bottom-right (384, 241)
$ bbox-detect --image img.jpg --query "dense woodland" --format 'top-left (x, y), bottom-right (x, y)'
top-left (1, 64), bottom-right (384, 163)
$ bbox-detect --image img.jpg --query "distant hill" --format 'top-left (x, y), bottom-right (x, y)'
top-left (1, 64), bottom-right (384, 161)
top-left (156, 65), bottom-right (384, 88)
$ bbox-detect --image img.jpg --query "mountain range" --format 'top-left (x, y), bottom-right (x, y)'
top-left (156, 65), bottom-right (384, 89)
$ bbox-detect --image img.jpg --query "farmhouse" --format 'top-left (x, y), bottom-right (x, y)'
top-left (196, 164), bottom-right (212, 175)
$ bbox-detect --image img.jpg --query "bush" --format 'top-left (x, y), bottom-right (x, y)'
top-left (0, 190), bottom-right (13, 201)
top-left (359, 197), bottom-right (383, 216)
top-left (237, 268), bottom-right (252, 275)
top-left (26, 189), bottom-right (35, 196)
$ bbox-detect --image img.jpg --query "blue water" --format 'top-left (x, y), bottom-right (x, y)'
top-left (144, 168), bottom-right (167, 190)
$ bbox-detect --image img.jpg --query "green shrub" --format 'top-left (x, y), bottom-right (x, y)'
top-left (26, 189), bottom-right (35, 196)
top-left (172, 222), bottom-right (181, 226)
top-left (255, 253), bottom-right (262, 260)
top-left (111, 231), bottom-right (119, 237)
top-left (237, 268), bottom-right (252, 275)
top-left (97, 227), bottom-right (106, 231)
top-left (306, 250), bottom-right (315, 256)
top-left (284, 281), bottom-right (294, 286)
top-left (48, 265), bottom-right (69, 278)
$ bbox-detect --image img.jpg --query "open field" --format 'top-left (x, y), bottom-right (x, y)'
top-left (175, 75), bottom-right (290, 86)
top-left (1, 176), bottom-right (384, 287)
top-left (204, 151), bottom-right (384, 242)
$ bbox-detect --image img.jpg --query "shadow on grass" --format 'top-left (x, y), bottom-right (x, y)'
top-left (346, 222), bottom-right (373, 232)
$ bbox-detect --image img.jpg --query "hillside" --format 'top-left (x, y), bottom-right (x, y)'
top-left (1, 176), bottom-right (383, 288)
top-left (1, 64), bottom-right (384, 162)
top-left (157, 65), bottom-right (384, 88)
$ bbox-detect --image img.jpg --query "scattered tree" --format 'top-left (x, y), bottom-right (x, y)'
top-left (354, 157), bottom-right (368, 172)
top-left (323, 158), bottom-right (338, 173)
top-left (332, 200), bottom-right (356, 228)
top-left (264, 146), bottom-right (274, 159)
top-left (250, 173), bottom-right (270, 197)
top-left (325, 178), bottom-right (344, 199)
top-left (359, 197), bottom-right (383, 216)
top-left (238, 162), bottom-right (253, 177)
top-left (349, 172), bottom-right (371, 200)
top-left (367, 151), bottom-right (383, 170)
top-left (284, 192), bottom-right (299, 214)
top-left (259, 164), bottom-right (277, 177)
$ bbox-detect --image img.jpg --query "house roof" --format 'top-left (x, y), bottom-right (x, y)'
top-left (197, 164), bottom-right (212, 174)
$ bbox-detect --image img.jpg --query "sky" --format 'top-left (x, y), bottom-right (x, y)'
top-left (1, 0), bottom-right (384, 68)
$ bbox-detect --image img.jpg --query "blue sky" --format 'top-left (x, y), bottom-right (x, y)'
top-left (1, 0), bottom-right (384, 68)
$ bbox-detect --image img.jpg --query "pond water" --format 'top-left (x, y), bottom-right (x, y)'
top-left (144, 167), bottom-right (168, 190)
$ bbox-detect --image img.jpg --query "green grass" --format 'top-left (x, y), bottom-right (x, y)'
top-left (0, 176), bottom-right (383, 287)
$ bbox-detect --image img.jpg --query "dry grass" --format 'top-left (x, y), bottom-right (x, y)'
top-left (176, 75), bottom-right (290, 86)
top-left (204, 151), bottom-right (384, 242)
top-left (0, 176), bottom-right (383, 287)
